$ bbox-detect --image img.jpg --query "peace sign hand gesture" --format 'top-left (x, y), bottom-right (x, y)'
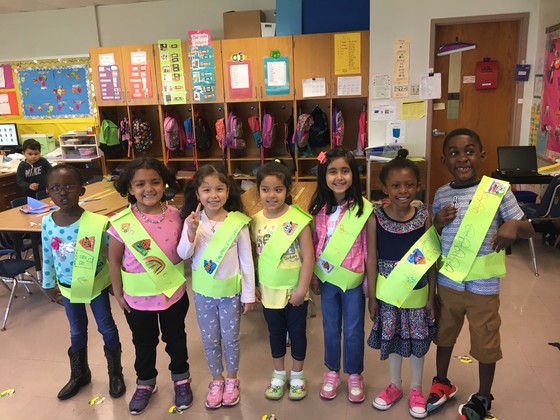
top-left (185, 202), bottom-right (201, 241)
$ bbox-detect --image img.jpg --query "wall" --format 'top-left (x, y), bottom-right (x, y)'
top-left (535, 0), bottom-right (560, 72)
top-left (370, 0), bottom-right (544, 157)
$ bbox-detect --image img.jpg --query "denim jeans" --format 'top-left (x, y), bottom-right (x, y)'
top-left (62, 287), bottom-right (120, 353)
top-left (321, 281), bottom-right (365, 374)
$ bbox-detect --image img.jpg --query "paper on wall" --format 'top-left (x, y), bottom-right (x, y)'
top-left (400, 100), bottom-right (426, 119)
top-left (230, 63), bottom-right (250, 89)
top-left (386, 120), bottom-right (406, 144)
top-left (373, 74), bottom-right (391, 99)
top-left (98, 53), bottom-right (115, 66)
top-left (337, 75), bottom-right (362, 96)
top-left (371, 104), bottom-right (397, 121)
top-left (267, 60), bottom-right (287, 86)
top-left (302, 78), bottom-right (326, 97)
top-left (130, 51), bottom-right (147, 65)
top-left (419, 73), bottom-right (441, 99)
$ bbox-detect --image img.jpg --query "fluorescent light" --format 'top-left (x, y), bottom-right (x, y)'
top-left (437, 41), bottom-right (476, 56)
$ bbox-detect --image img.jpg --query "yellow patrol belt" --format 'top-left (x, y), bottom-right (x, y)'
top-left (111, 206), bottom-right (184, 298)
top-left (314, 200), bottom-right (373, 291)
top-left (258, 205), bottom-right (312, 290)
top-left (192, 211), bottom-right (250, 298)
top-left (440, 176), bottom-right (508, 282)
top-left (61, 211), bottom-right (111, 303)
top-left (376, 226), bottom-right (441, 308)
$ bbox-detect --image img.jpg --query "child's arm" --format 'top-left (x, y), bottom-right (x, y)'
top-left (16, 163), bottom-right (31, 191)
top-left (433, 203), bottom-right (457, 234)
top-left (177, 203), bottom-right (201, 259)
top-left (108, 235), bottom-right (131, 313)
top-left (310, 221), bottom-right (321, 295)
top-left (492, 219), bottom-right (534, 252)
top-left (289, 224), bottom-right (314, 307)
top-left (238, 226), bottom-right (256, 314)
top-left (366, 214), bottom-right (379, 320)
top-left (425, 216), bottom-right (436, 319)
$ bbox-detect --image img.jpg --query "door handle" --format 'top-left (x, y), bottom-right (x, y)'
top-left (432, 129), bottom-right (446, 137)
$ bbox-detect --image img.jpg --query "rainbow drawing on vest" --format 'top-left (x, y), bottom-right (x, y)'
top-left (133, 239), bottom-right (151, 256)
top-left (144, 256), bottom-right (165, 274)
top-left (203, 259), bottom-right (217, 274)
top-left (282, 221), bottom-right (298, 236)
top-left (79, 236), bottom-right (95, 251)
top-left (407, 248), bottom-right (426, 265)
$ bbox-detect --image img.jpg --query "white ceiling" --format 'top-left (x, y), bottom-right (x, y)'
top-left (0, 0), bottom-right (155, 14)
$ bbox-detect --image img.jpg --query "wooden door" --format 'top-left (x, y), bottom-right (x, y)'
top-left (120, 44), bottom-right (159, 105)
top-left (331, 30), bottom-right (369, 99)
top-left (428, 20), bottom-right (520, 202)
top-left (90, 46), bottom-right (126, 106)
top-left (293, 33), bottom-right (332, 99)
top-left (221, 38), bottom-right (258, 102)
top-left (256, 35), bottom-right (294, 101)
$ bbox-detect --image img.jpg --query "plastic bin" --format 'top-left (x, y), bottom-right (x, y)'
top-left (513, 190), bottom-right (538, 204)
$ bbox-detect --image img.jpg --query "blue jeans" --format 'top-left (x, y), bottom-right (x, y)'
top-left (62, 288), bottom-right (120, 353)
top-left (321, 281), bottom-right (365, 374)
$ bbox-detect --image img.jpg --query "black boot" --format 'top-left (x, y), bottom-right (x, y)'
top-left (104, 345), bottom-right (126, 398)
top-left (57, 347), bottom-right (92, 400)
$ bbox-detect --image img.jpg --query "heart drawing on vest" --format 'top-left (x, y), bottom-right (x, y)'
top-left (133, 239), bottom-right (151, 256)
top-left (79, 236), bottom-right (95, 251)
top-left (407, 248), bottom-right (426, 265)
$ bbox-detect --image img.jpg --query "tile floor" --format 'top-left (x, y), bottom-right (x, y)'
top-left (1, 239), bottom-right (559, 420)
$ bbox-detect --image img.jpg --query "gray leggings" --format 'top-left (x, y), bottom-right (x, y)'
top-left (194, 292), bottom-right (242, 377)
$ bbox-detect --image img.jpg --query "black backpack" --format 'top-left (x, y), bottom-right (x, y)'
top-left (195, 117), bottom-right (212, 151)
top-left (308, 105), bottom-right (330, 148)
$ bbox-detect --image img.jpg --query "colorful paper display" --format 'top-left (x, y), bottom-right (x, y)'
top-left (191, 45), bottom-right (217, 102)
top-left (158, 39), bottom-right (187, 104)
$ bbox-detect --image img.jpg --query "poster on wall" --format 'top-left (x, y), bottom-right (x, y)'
top-left (97, 65), bottom-right (122, 101)
top-left (540, 24), bottom-right (560, 161)
top-left (0, 64), bottom-right (14, 89)
top-left (0, 91), bottom-right (19, 115)
top-left (264, 56), bottom-right (290, 95)
top-left (18, 65), bottom-right (91, 118)
top-left (334, 32), bottom-right (361, 75)
top-left (158, 39), bottom-right (186, 104)
top-left (227, 60), bottom-right (253, 100)
top-left (191, 45), bottom-right (217, 102)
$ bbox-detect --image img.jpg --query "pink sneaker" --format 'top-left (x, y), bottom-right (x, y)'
top-left (205, 380), bottom-right (224, 409)
top-left (372, 383), bottom-right (403, 411)
top-left (319, 371), bottom-right (341, 400)
top-left (222, 378), bottom-right (240, 407)
top-left (409, 388), bottom-right (427, 418)
top-left (347, 374), bottom-right (365, 403)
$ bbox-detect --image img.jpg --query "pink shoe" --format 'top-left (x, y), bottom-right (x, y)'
top-left (205, 380), bottom-right (224, 409)
top-left (222, 378), bottom-right (240, 407)
top-left (319, 371), bottom-right (341, 400)
top-left (347, 374), bottom-right (365, 403)
top-left (372, 383), bottom-right (403, 411)
top-left (409, 388), bottom-right (427, 418)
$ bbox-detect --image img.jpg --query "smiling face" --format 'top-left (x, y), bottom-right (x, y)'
top-left (196, 174), bottom-right (228, 217)
top-left (128, 168), bottom-right (165, 212)
top-left (325, 157), bottom-right (353, 203)
top-left (46, 168), bottom-right (85, 210)
top-left (442, 134), bottom-right (486, 185)
top-left (382, 167), bottom-right (419, 210)
top-left (258, 175), bottom-right (288, 217)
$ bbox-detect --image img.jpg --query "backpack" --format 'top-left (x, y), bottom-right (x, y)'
top-left (357, 109), bottom-right (367, 155)
top-left (308, 105), bottom-right (330, 148)
top-left (183, 117), bottom-right (194, 149)
top-left (332, 106), bottom-right (344, 147)
top-left (292, 113), bottom-right (313, 149)
top-left (284, 113), bottom-right (295, 158)
top-left (215, 118), bottom-right (226, 155)
top-left (195, 116), bottom-right (212, 151)
top-left (225, 112), bottom-right (245, 150)
top-left (261, 113), bottom-right (276, 149)
top-left (118, 116), bottom-right (132, 157)
top-left (132, 117), bottom-right (153, 153)
top-left (247, 115), bottom-right (262, 148)
top-left (99, 119), bottom-right (122, 158)
top-left (163, 110), bottom-right (186, 154)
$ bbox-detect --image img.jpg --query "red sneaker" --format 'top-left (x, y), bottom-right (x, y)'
top-left (426, 376), bottom-right (458, 412)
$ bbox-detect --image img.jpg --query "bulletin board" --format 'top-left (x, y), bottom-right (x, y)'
top-left (539, 23), bottom-right (560, 161)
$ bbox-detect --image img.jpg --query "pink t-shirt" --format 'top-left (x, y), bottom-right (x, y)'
top-left (108, 205), bottom-right (185, 311)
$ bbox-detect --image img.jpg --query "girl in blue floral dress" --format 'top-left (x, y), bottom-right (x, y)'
top-left (367, 150), bottom-right (437, 419)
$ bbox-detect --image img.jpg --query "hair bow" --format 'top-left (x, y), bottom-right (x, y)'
top-left (317, 151), bottom-right (327, 164)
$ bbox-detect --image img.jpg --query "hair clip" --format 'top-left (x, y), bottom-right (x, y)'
top-left (317, 151), bottom-right (327, 164)
top-left (274, 158), bottom-right (281, 163)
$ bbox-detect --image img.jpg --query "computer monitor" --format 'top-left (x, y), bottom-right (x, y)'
top-left (0, 123), bottom-right (19, 149)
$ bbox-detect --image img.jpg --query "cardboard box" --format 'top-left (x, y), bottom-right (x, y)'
top-left (223, 10), bottom-right (265, 39)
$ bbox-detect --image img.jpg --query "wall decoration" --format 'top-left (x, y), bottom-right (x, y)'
top-left (18, 65), bottom-right (91, 118)
top-left (264, 56), bottom-right (290, 95)
top-left (97, 65), bottom-right (122, 101)
top-left (191, 45), bottom-right (217, 102)
top-left (0, 91), bottom-right (19, 116)
top-left (0, 64), bottom-right (14, 89)
top-left (540, 24), bottom-right (560, 161)
top-left (158, 39), bottom-right (186, 104)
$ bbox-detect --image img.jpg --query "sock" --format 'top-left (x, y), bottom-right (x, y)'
top-left (410, 355), bottom-right (425, 389)
top-left (388, 353), bottom-right (403, 389)
top-left (290, 370), bottom-right (304, 386)
top-left (271, 370), bottom-right (286, 387)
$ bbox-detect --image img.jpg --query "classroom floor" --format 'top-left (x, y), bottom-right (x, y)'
top-left (1, 238), bottom-right (559, 420)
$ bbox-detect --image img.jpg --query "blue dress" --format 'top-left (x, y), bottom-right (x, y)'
top-left (367, 204), bottom-right (436, 360)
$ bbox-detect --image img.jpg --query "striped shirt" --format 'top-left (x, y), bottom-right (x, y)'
top-left (433, 181), bottom-right (524, 295)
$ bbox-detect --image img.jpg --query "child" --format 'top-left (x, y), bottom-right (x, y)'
top-left (16, 138), bottom-right (52, 197)
top-left (108, 157), bottom-right (192, 415)
top-left (251, 160), bottom-right (314, 401)
top-left (177, 163), bottom-right (255, 409)
top-left (41, 164), bottom-right (125, 400)
top-left (429, 128), bottom-right (534, 420)
top-left (308, 148), bottom-right (375, 403)
top-left (367, 150), bottom-right (438, 419)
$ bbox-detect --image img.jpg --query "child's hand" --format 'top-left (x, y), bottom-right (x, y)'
top-left (368, 297), bottom-right (379, 321)
top-left (114, 292), bottom-right (131, 313)
top-left (289, 290), bottom-right (305, 307)
top-left (255, 287), bottom-right (262, 302)
top-left (242, 302), bottom-right (255, 314)
top-left (30, 183), bottom-right (39, 191)
top-left (426, 298), bottom-right (436, 320)
top-left (310, 277), bottom-right (321, 295)
top-left (434, 204), bottom-right (457, 229)
top-left (492, 220), bottom-right (519, 252)
top-left (186, 202), bottom-right (202, 234)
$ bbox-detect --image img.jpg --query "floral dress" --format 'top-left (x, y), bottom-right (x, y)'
top-left (367, 204), bottom-right (436, 360)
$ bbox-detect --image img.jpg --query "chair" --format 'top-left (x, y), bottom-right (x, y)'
top-left (35, 190), bottom-right (49, 200)
top-left (0, 257), bottom-right (54, 331)
top-left (8, 199), bottom-right (33, 258)
top-left (10, 197), bottom-right (27, 208)
top-left (520, 175), bottom-right (560, 276)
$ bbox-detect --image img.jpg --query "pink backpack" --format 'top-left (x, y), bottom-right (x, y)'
top-left (332, 106), bottom-right (344, 147)
top-left (292, 113), bottom-right (313, 149)
top-left (357, 109), bottom-right (367, 154)
top-left (261, 113), bottom-right (276, 149)
top-left (225, 112), bottom-right (245, 150)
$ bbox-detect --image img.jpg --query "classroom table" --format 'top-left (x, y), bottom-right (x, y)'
top-left (0, 181), bottom-right (128, 279)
